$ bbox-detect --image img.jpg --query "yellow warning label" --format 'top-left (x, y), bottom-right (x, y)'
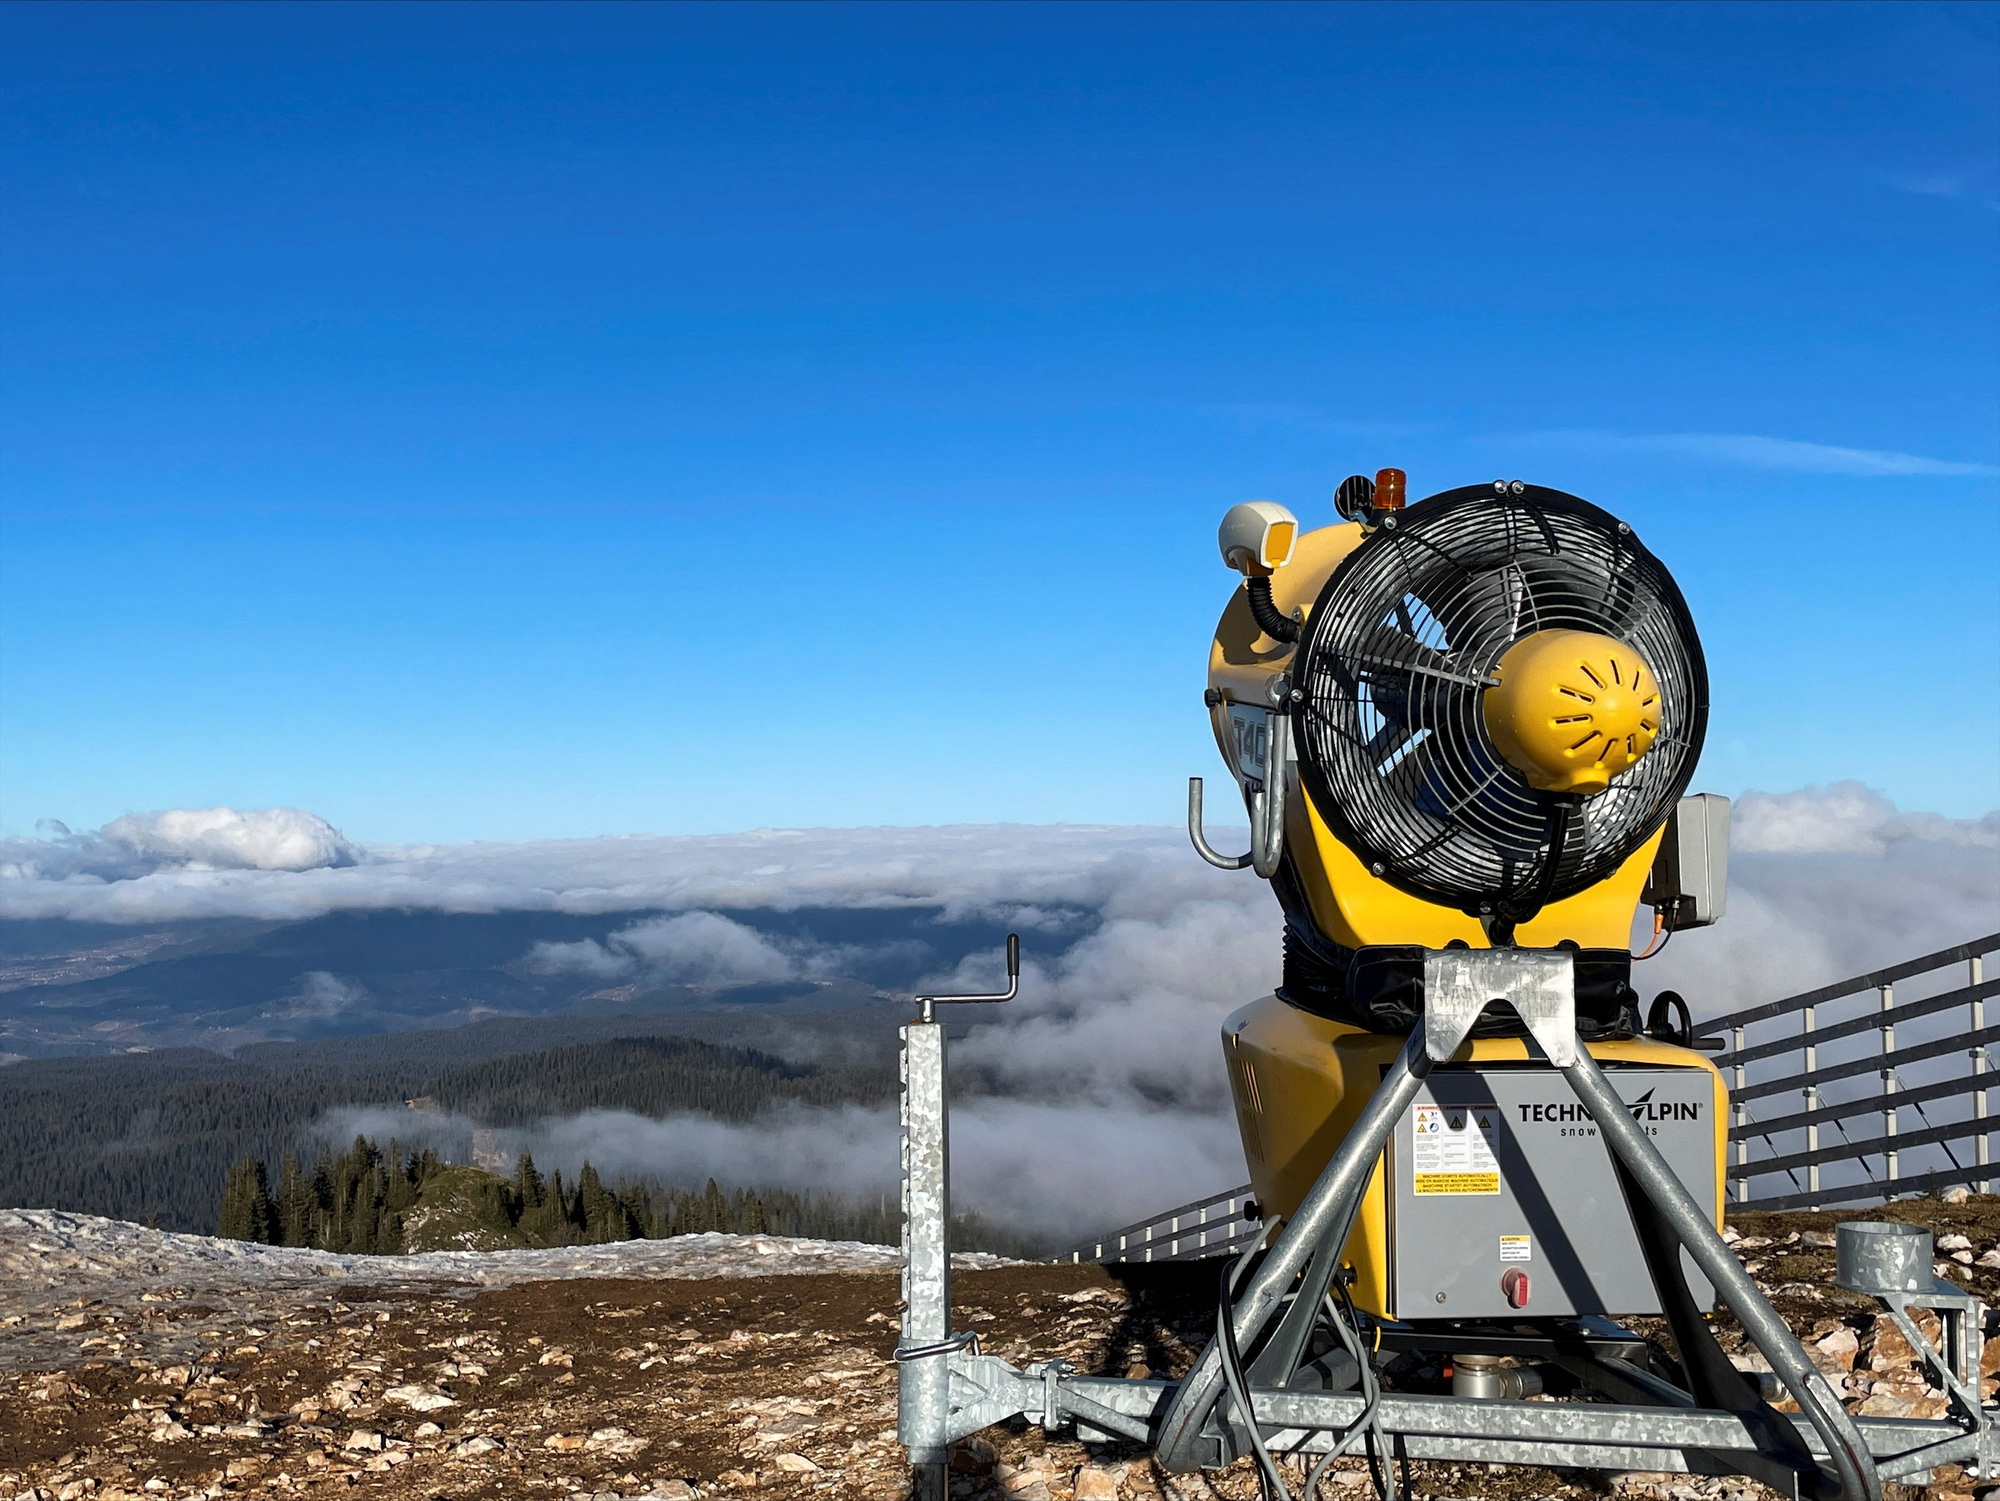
top-left (1414, 1172), bottom-right (1501, 1196)
top-left (1410, 1103), bottom-right (1501, 1196)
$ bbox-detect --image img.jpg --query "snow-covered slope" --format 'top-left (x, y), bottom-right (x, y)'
top-left (0, 1208), bottom-right (1004, 1310)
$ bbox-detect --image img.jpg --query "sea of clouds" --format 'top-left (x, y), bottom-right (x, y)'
top-left (3, 785), bottom-right (1995, 1241)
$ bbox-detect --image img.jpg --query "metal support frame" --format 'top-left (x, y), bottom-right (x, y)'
top-left (897, 947), bottom-right (1994, 1498)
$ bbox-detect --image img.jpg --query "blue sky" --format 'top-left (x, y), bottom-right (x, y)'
top-left (2, 1), bottom-right (1995, 842)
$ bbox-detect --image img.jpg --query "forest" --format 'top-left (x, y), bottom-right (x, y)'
top-left (213, 1135), bottom-right (1025, 1255)
top-left (0, 1028), bottom-right (899, 1234)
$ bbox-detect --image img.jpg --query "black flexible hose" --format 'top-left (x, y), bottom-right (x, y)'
top-left (1245, 577), bottom-right (1301, 643)
top-left (1489, 798), bottom-right (1573, 944)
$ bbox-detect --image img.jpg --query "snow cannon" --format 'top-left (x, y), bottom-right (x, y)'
top-left (1192, 476), bottom-right (1732, 1323)
top-left (895, 472), bottom-right (1989, 1501)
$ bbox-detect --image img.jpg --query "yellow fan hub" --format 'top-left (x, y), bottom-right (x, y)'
top-left (1482, 629), bottom-right (1660, 795)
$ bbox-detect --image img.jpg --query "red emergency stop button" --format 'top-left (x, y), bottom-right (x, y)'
top-left (1501, 1268), bottom-right (1531, 1308)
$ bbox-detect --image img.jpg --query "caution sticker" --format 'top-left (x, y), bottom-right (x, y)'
top-left (1411, 1103), bottom-right (1500, 1195)
top-left (1499, 1235), bottom-right (1532, 1262)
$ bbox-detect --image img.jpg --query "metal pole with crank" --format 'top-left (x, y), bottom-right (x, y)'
top-left (898, 935), bottom-right (1020, 1501)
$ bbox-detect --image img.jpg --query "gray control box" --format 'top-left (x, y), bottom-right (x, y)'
top-left (1644, 792), bottom-right (1731, 929)
top-left (1385, 1066), bottom-right (1718, 1320)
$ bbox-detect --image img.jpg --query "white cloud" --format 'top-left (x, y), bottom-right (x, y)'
top-left (1734, 781), bottom-right (2000, 856)
top-left (1520, 429), bottom-right (1999, 478)
top-left (532, 911), bottom-right (802, 987)
top-left (281, 972), bottom-right (371, 1022)
top-left (0, 819), bottom-right (1227, 924)
top-left (319, 1098), bottom-right (1247, 1246)
top-left (0, 807), bottom-right (361, 885)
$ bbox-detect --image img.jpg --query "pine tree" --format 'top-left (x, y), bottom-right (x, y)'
top-left (216, 1156), bottom-right (275, 1243)
top-left (512, 1151), bottom-right (545, 1211)
top-left (276, 1154), bottom-right (312, 1247)
top-left (308, 1146), bottom-right (335, 1247)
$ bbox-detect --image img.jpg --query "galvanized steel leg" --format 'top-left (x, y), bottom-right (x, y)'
top-left (1561, 1045), bottom-right (1882, 1501)
top-left (1153, 1024), bottom-right (1434, 1471)
top-left (900, 1019), bottom-right (951, 1501)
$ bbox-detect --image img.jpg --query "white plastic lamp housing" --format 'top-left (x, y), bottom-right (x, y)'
top-left (1218, 501), bottom-right (1300, 576)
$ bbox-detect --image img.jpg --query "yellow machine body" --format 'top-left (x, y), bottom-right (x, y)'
top-left (1208, 516), bottom-right (1728, 1317)
top-left (1223, 998), bottom-right (1728, 1319)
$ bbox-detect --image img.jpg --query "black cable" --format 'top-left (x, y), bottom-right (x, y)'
top-left (1216, 1246), bottom-right (1296, 1501)
top-left (1488, 798), bottom-right (1574, 944)
top-left (1633, 924), bottom-right (1673, 962)
top-left (1245, 576), bottom-right (1301, 643)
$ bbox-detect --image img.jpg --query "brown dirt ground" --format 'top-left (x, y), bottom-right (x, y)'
top-left (3, 1197), bottom-right (1997, 1501)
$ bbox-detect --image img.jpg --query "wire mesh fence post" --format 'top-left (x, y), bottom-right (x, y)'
top-left (1881, 983), bottom-right (1898, 1185)
top-left (1732, 1025), bottom-right (1749, 1203)
top-left (1803, 1003), bottom-right (1819, 1208)
top-left (1976, 954), bottom-right (1989, 1195)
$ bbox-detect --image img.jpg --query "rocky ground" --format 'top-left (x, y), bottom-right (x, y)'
top-left (5, 1199), bottom-right (2000, 1501)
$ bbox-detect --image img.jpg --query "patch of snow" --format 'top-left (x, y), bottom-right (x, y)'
top-left (0, 1208), bottom-right (1010, 1314)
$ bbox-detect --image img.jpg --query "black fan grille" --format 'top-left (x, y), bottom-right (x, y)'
top-left (1292, 484), bottom-right (1707, 914)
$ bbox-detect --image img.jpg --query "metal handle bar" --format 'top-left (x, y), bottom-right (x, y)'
top-left (915, 934), bottom-right (1019, 1023)
top-left (1188, 777), bottom-right (1253, 869)
top-left (1188, 709), bottom-right (1290, 878)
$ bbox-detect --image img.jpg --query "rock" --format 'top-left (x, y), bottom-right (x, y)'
top-left (1611, 1475), bottom-right (1679, 1498)
top-left (343, 1430), bottom-right (385, 1453)
top-left (772, 1454), bottom-right (821, 1473)
top-left (1942, 1186), bottom-right (1972, 1204)
top-left (585, 1427), bottom-right (652, 1457)
top-left (951, 1438), bottom-right (999, 1473)
top-left (649, 1485), bottom-right (696, 1501)
top-left (998, 1462), bottom-right (1054, 1501)
top-left (1872, 1311), bottom-right (1941, 1369)
top-left (1075, 1465), bottom-right (1125, 1501)
top-left (1939, 1234), bottom-right (1973, 1251)
top-left (1801, 1231), bottom-right (1837, 1249)
top-left (1858, 1389), bottom-right (1949, 1419)
top-left (716, 1470), bottom-right (756, 1489)
top-left (414, 1421), bottom-right (441, 1438)
top-left (1977, 1249), bottom-right (2000, 1269)
top-left (223, 1460), bottom-right (262, 1479)
top-left (384, 1383), bottom-right (457, 1412)
top-left (452, 1436), bottom-right (503, 1458)
top-left (544, 1434), bottom-right (588, 1452)
top-left (1812, 1328), bottom-right (1860, 1372)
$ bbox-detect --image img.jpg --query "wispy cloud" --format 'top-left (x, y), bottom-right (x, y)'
top-left (1883, 168), bottom-right (1998, 210)
top-left (1519, 429), bottom-right (1999, 479)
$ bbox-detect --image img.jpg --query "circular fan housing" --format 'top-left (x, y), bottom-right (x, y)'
top-left (1292, 483), bottom-right (1707, 916)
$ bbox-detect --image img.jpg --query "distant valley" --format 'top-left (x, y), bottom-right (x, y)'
top-left (0, 905), bottom-right (1089, 1235)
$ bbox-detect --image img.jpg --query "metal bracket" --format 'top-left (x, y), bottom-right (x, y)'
top-left (1424, 947), bottom-right (1578, 1064)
